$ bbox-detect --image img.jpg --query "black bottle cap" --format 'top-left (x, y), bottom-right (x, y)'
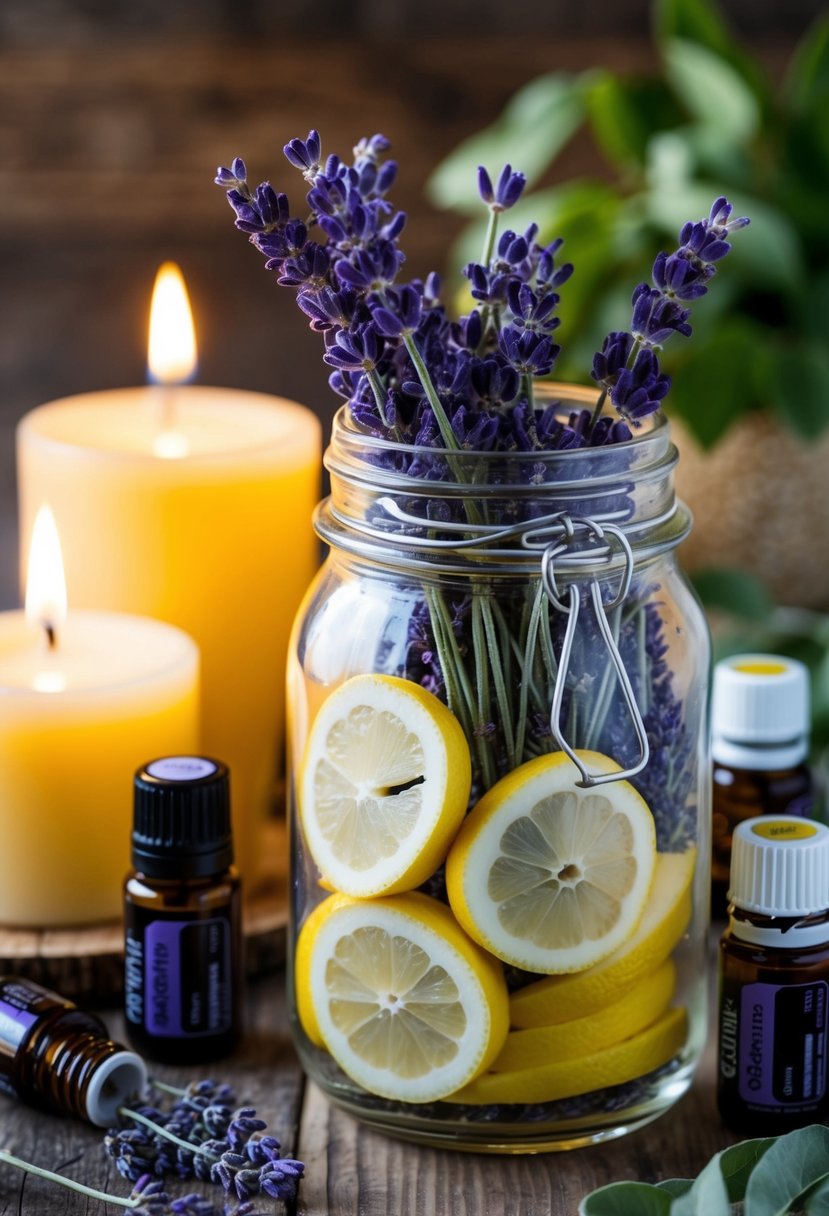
top-left (132, 756), bottom-right (234, 879)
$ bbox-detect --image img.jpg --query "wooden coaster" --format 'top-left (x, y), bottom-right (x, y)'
top-left (0, 820), bottom-right (288, 1003)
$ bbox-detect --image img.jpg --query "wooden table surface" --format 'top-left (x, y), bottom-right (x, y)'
top-left (0, 945), bottom-right (736, 1216)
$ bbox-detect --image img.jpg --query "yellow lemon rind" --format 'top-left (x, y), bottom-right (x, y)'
top-left (445, 750), bottom-right (656, 974)
top-left (304, 891), bottom-right (509, 1104)
top-left (447, 1006), bottom-right (688, 1106)
top-left (294, 892), bottom-right (352, 1047)
top-left (492, 957), bottom-right (676, 1072)
top-left (299, 674), bottom-right (471, 898)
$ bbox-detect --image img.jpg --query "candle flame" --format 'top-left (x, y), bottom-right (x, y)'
top-left (25, 505), bottom-right (68, 638)
top-left (148, 262), bottom-right (198, 385)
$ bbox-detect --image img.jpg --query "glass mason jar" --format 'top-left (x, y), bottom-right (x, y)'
top-left (287, 385), bottom-right (710, 1151)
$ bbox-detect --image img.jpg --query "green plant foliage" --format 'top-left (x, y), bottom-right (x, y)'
top-left (770, 344), bottom-right (829, 439)
top-left (668, 1153), bottom-right (730, 1216)
top-left (426, 73), bottom-right (591, 213)
top-left (666, 318), bottom-right (761, 449)
top-left (580, 1182), bottom-right (673, 1215)
top-left (432, 0), bottom-right (828, 445)
top-left (805, 1179), bottom-right (829, 1215)
top-left (662, 39), bottom-right (759, 145)
top-left (744, 1126), bottom-right (829, 1216)
top-left (690, 568), bottom-right (773, 623)
top-left (784, 13), bottom-right (829, 112)
top-left (578, 1128), bottom-right (825, 1215)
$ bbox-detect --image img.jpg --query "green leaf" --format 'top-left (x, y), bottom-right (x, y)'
top-left (656, 0), bottom-right (737, 59)
top-left (785, 14), bottom-right (829, 114)
top-left (806, 1178), bottom-right (829, 1215)
top-left (716, 1136), bottom-right (776, 1201)
top-left (663, 38), bottom-right (759, 145)
top-left (745, 1124), bottom-right (829, 1216)
top-left (578, 1181), bottom-right (672, 1216)
top-left (665, 317), bottom-right (760, 448)
top-left (654, 1179), bottom-right (693, 1197)
top-left (691, 569), bottom-right (774, 624)
top-left (669, 1151), bottom-right (730, 1216)
top-left (427, 73), bottom-right (590, 213)
top-left (769, 343), bottom-right (829, 440)
top-left (655, 0), bottom-right (768, 101)
top-left (797, 273), bottom-right (829, 343)
top-left (587, 73), bottom-right (682, 170)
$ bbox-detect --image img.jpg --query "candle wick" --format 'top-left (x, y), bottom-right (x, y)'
top-left (157, 382), bottom-right (178, 432)
top-left (44, 621), bottom-right (57, 650)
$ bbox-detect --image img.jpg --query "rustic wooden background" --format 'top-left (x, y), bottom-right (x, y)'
top-left (0, 2), bottom-right (821, 609)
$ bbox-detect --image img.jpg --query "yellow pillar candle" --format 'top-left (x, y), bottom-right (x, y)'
top-left (0, 510), bottom-right (199, 926)
top-left (17, 268), bottom-right (321, 882)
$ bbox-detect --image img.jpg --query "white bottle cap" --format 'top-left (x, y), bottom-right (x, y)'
top-left (728, 815), bottom-right (829, 917)
top-left (712, 654), bottom-right (810, 770)
top-left (84, 1049), bottom-right (147, 1127)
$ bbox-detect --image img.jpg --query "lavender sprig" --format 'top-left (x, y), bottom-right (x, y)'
top-left (0, 1150), bottom-right (168, 1215)
top-left (214, 137), bottom-right (600, 457)
top-left (103, 1080), bottom-right (304, 1209)
top-left (590, 195), bottom-right (750, 427)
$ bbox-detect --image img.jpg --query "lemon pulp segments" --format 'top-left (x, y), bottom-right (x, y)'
top-left (299, 892), bottom-right (509, 1103)
top-left (509, 848), bottom-right (695, 1027)
top-left (446, 751), bottom-right (657, 974)
top-left (299, 674), bottom-right (471, 897)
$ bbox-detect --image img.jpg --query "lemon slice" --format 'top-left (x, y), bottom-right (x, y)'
top-left (294, 894), bottom-right (349, 1048)
top-left (510, 848), bottom-right (695, 1027)
top-left (296, 891), bottom-right (509, 1103)
top-left (445, 751), bottom-right (656, 974)
top-left (448, 1007), bottom-right (687, 1106)
top-left (300, 674), bottom-right (471, 897)
top-left (492, 958), bottom-right (675, 1072)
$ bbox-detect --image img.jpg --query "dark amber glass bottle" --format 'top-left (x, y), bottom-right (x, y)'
top-left (124, 756), bottom-right (242, 1063)
top-left (718, 816), bottom-right (829, 1135)
top-left (0, 976), bottom-right (145, 1125)
top-left (711, 656), bottom-right (812, 911)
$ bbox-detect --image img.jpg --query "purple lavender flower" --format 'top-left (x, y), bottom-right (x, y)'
top-left (592, 197), bottom-right (748, 422)
top-left (108, 1084), bottom-right (304, 1210)
top-left (130, 1175), bottom-right (171, 1216)
top-left (498, 326), bottom-right (559, 377)
top-left (371, 284), bottom-right (423, 338)
top-left (170, 1196), bottom-right (214, 1216)
top-left (593, 335), bottom-right (671, 421)
top-left (477, 164), bottom-right (526, 211)
top-left (323, 325), bottom-right (383, 373)
top-left (283, 128), bottom-right (322, 178)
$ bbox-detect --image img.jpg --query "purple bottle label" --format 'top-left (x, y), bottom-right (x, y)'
top-left (143, 917), bottom-right (232, 1038)
top-left (0, 993), bottom-right (40, 1098)
top-left (738, 981), bottom-right (828, 1108)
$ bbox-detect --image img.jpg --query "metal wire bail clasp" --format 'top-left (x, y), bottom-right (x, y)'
top-left (541, 516), bottom-right (650, 788)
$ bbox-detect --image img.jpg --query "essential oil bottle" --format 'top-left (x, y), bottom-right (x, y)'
top-left (0, 975), bottom-right (146, 1126)
top-left (711, 655), bottom-right (812, 908)
top-left (718, 815), bottom-right (829, 1134)
top-left (124, 755), bottom-right (242, 1063)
